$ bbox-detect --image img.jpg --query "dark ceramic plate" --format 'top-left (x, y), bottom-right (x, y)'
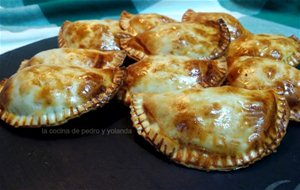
top-left (0, 37), bottom-right (299, 190)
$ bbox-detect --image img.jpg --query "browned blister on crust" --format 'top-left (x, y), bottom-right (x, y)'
top-left (227, 34), bottom-right (300, 67)
top-left (182, 9), bottom-right (250, 41)
top-left (130, 86), bottom-right (289, 171)
top-left (0, 65), bottom-right (126, 128)
top-left (120, 11), bottom-right (176, 36)
top-left (19, 48), bottom-right (126, 71)
top-left (119, 55), bottom-right (227, 105)
top-left (119, 21), bottom-right (230, 61)
top-left (58, 20), bottom-right (122, 50)
top-left (227, 56), bottom-right (300, 121)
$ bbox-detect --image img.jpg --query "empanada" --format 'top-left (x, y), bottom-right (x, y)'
top-left (227, 56), bottom-right (300, 121)
top-left (130, 87), bottom-right (289, 171)
top-left (0, 65), bottom-right (125, 127)
top-left (58, 20), bottom-right (122, 50)
top-left (227, 34), bottom-right (300, 67)
top-left (182, 9), bottom-right (250, 41)
top-left (120, 11), bottom-right (176, 35)
top-left (119, 21), bottom-right (230, 60)
top-left (19, 48), bottom-right (126, 70)
top-left (120, 55), bottom-right (227, 104)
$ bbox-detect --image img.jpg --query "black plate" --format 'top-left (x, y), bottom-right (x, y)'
top-left (0, 37), bottom-right (299, 190)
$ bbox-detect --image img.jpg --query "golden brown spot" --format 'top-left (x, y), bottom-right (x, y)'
top-left (212, 102), bottom-right (221, 110)
top-left (263, 66), bottom-right (277, 79)
top-left (25, 65), bottom-right (41, 75)
top-left (203, 108), bottom-right (213, 118)
top-left (143, 104), bottom-right (156, 124)
top-left (19, 80), bottom-right (33, 96)
top-left (0, 80), bottom-right (12, 108)
top-left (35, 86), bottom-right (54, 107)
top-left (259, 39), bottom-right (271, 46)
top-left (63, 22), bottom-right (72, 36)
top-left (126, 60), bottom-right (150, 87)
top-left (77, 72), bottom-right (105, 100)
top-left (96, 53), bottom-right (113, 68)
top-left (74, 23), bottom-right (89, 41)
top-left (91, 24), bottom-right (101, 31)
top-left (152, 64), bottom-right (168, 73)
top-left (174, 101), bottom-right (188, 112)
top-left (176, 122), bottom-right (188, 132)
top-left (70, 37), bottom-right (77, 45)
top-left (173, 110), bottom-right (215, 147)
top-left (133, 17), bottom-right (153, 31)
top-left (25, 57), bottom-right (42, 67)
top-left (227, 65), bottom-right (242, 84)
top-left (182, 33), bottom-right (199, 46)
top-left (174, 112), bottom-right (196, 133)
top-left (63, 48), bottom-right (72, 54)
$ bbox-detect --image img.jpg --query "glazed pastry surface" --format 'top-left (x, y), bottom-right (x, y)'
top-left (19, 48), bottom-right (126, 70)
top-left (130, 87), bottom-right (289, 170)
top-left (58, 20), bottom-right (122, 50)
top-left (227, 34), bottom-right (300, 67)
top-left (120, 21), bottom-right (230, 60)
top-left (227, 56), bottom-right (300, 121)
top-left (0, 58), bottom-right (125, 127)
top-left (121, 55), bottom-right (227, 104)
top-left (182, 9), bottom-right (250, 41)
top-left (120, 11), bottom-right (176, 35)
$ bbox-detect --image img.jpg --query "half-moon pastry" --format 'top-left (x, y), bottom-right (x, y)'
top-left (19, 48), bottom-right (126, 70)
top-left (182, 9), bottom-right (250, 41)
top-left (120, 11), bottom-right (176, 35)
top-left (120, 55), bottom-right (227, 104)
top-left (130, 87), bottom-right (289, 171)
top-left (119, 21), bottom-right (230, 61)
top-left (58, 20), bottom-right (122, 50)
top-left (227, 34), bottom-right (300, 67)
top-left (227, 56), bottom-right (300, 121)
top-left (0, 65), bottom-right (126, 127)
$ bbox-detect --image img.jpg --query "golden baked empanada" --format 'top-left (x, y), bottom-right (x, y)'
top-left (58, 20), bottom-right (122, 50)
top-left (120, 11), bottom-right (176, 35)
top-left (182, 9), bottom-right (250, 41)
top-left (119, 21), bottom-right (230, 60)
top-left (227, 56), bottom-right (300, 121)
top-left (0, 65), bottom-right (125, 127)
top-left (227, 34), bottom-right (300, 67)
top-left (19, 48), bottom-right (126, 70)
top-left (120, 55), bottom-right (227, 104)
top-left (130, 87), bottom-right (289, 171)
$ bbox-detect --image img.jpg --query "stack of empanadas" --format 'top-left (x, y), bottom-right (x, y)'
top-left (116, 10), bottom-right (297, 171)
top-left (0, 9), bottom-right (299, 171)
